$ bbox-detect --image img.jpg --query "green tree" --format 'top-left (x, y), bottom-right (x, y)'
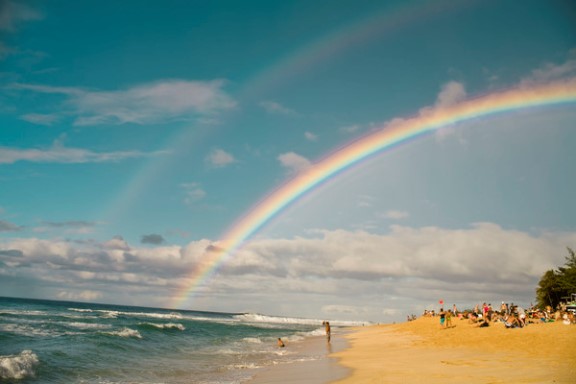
top-left (536, 247), bottom-right (576, 309)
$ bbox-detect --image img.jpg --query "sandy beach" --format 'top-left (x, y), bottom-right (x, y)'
top-left (249, 316), bottom-right (575, 383)
top-left (332, 316), bottom-right (576, 383)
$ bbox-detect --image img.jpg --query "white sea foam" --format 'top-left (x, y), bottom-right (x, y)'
top-left (0, 309), bottom-right (48, 317)
top-left (143, 322), bottom-right (185, 331)
top-left (0, 323), bottom-right (55, 337)
top-left (68, 308), bottom-right (93, 313)
top-left (228, 362), bottom-right (260, 370)
top-left (103, 327), bottom-right (142, 339)
top-left (83, 309), bottom-right (183, 320)
top-left (115, 311), bottom-right (182, 320)
top-left (242, 337), bottom-right (262, 344)
top-left (233, 313), bottom-right (370, 327)
top-left (0, 350), bottom-right (39, 380)
top-left (65, 321), bottom-right (112, 330)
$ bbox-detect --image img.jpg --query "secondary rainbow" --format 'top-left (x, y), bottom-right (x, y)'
top-left (172, 80), bottom-right (576, 308)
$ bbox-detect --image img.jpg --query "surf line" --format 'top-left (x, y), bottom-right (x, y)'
top-left (172, 80), bottom-right (576, 308)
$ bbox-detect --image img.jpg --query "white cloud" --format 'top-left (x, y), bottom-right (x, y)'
top-left (520, 49), bottom-right (576, 86)
top-left (0, 1), bottom-right (43, 32)
top-left (181, 182), bottom-right (207, 204)
top-left (377, 80), bottom-right (467, 142)
top-left (382, 210), bottom-right (409, 220)
top-left (322, 304), bottom-right (369, 315)
top-left (12, 80), bottom-right (236, 126)
top-left (278, 152), bottom-right (312, 174)
top-left (339, 124), bottom-right (361, 134)
top-left (206, 148), bottom-right (236, 168)
top-left (434, 81), bottom-right (467, 108)
top-left (102, 236), bottom-right (130, 251)
top-left (0, 220), bottom-right (21, 232)
top-left (304, 131), bottom-right (318, 141)
top-left (34, 221), bottom-right (97, 235)
top-left (259, 100), bottom-right (296, 116)
top-left (0, 143), bottom-right (167, 164)
top-left (20, 113), bottom-right (59, 126)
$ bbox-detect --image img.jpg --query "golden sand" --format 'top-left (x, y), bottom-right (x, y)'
top-left (331, 317), bottom-right (576, 383)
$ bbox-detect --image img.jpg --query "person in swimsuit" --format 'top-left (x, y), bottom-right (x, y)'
top-left (439, 308), bottom-right (446, 327)
top-left (445, 309), bottom-right (453, 328)
top-left (277, 338), bottom-right (285, 348)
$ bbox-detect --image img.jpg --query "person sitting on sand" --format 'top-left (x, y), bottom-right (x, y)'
top-left (504, 314), bottom-right (522, 328)
top-left (475, 319), bottom-right (490, 328)
top-left (517, 306), bottom-right (526, 327)
top-left (277, 338), bottom-right (285, 348)
top-left (537, 310), bottom-right (549, 323)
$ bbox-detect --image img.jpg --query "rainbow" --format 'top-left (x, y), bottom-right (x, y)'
top-left (171, 80), bottom-right (576, 308)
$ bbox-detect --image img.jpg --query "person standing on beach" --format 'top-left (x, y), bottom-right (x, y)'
top-left (500, 302), bottom-right (507, 316)
top-left (445, 309), bottom-right (453, 328)
top-left (323, 321), bottom-right (331, 342)
top-left (439, 308), bottom-right (446, 328)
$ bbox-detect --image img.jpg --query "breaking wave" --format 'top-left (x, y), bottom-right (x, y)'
top-left (102, 327), bottom-right (142, 339)
top-left (140, 322), bottom-right (185, 331)
top-left (234, 313), bottom-right (370, 327)
top-left (0, 350), bottom-right (39, 380)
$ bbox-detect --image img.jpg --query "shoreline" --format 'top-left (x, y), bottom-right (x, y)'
top-left (247, 329), bottom-right (350, 384)
top-left (331, 316), bottom-right (576, 383)
top-left (248, 316), bottom-right (576, 383)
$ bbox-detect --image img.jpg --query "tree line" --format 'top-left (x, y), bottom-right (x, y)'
top-left (536, 247), bottom-right (576, 309)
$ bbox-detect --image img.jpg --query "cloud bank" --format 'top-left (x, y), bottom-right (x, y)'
top-left (12, 79), bottom-right (236, 126)
top-left (1, 223), bottom-right (573, 321)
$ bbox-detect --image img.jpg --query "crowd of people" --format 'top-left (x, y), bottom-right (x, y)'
top-left (413, 301), bottom-right (576, 328)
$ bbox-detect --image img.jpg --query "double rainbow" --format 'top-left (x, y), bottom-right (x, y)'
top-left (172, 80), bottom-right (576, 308)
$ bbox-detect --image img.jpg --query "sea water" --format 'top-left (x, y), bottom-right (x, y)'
top-left (0, 297), bottom-right (360, 383)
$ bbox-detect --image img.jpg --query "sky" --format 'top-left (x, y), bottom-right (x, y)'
top-left (1, 0), bottom-right (576, 322)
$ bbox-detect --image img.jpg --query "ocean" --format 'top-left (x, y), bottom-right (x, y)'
top-left (0, 297), bottom-right (360, 383)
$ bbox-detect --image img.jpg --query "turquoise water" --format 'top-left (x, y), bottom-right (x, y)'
top-left (0, 297), bottom-right (355, 383)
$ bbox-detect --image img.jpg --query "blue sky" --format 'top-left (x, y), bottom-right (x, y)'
top-left (1, 0), bottom-right (576, 321)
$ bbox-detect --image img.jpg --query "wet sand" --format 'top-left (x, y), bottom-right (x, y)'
top-left (248, 331), bottom-right (350, 384)
top-left (332, 316), bottom-right (576, 383)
